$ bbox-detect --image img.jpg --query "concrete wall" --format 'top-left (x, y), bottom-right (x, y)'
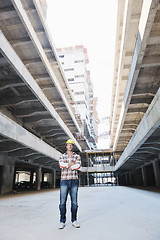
top-left (118, 159), bottom-right (160, 188)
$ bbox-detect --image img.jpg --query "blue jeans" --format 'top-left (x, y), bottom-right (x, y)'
top-left (59, 179), bottom-right (79, 223)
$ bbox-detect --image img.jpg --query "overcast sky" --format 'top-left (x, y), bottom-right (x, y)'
top-left (46, 0), bottom-right (118, 148)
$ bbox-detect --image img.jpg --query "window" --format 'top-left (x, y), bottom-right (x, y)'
top-left (75, 74), bottom-right (84, 78)
top-left (64, 68), bottom-right (74, 71)
top-left (68, 78), bottom-right (74, 82)
top-left (74, 91), bottom-right (84, 95)
top-left (75, 100), bottom-right (86, 107)
top-left (74, 60), bottom-right (83, 63)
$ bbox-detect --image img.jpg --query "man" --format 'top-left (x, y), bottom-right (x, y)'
top-left (59, 139), bottom-right (81, 229)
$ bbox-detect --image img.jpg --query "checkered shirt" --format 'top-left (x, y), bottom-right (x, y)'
top-left (59, 152), bottom-right (81, 180)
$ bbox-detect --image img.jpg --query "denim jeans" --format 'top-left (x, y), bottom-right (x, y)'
top-left (59, 179), bottom-right (79, 223)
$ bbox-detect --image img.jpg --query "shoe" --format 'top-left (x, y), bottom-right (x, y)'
top-left (59, 222), bottom-right (65, 229)
top-left (72, 221), bottom-right (80, 228)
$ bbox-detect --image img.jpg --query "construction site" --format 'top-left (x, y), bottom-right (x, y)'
top-left (0, 0), bottom-right (160, 239)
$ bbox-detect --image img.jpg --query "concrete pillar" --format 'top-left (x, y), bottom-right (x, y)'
top-left (53, 169), bottom-right (56, 189)
top-left (116, 176), bottom-right (119, 186)
top-left (141, 166), bottom-right (147, 187)
top-left (49, 171), bottom-right (55, 189)
top-left (42, 172), bottom-right (45, 183)
top-left (87, 172), bottom-right (89, 186)
top-left (35, 167), bottom-right (42, 191)
top-left (125, 173), bottom-right (128, 185)
top-left (128, 172), bottom-right (132, 185)
top-left (30, 171), bottom-right (34, 184)
top-left (50, 172), bottom-right (53, 188)
top-left (102, 175), bottom-right (104, 185)
top-left (0, 162), bottom-right (15, 194)
top-left (96, 172), bottom-right (98, 185)
top-left (152, 160), bottom-right (160, 188)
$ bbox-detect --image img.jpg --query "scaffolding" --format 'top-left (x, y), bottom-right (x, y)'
top-left (80, 150), bottom-right (116, 187)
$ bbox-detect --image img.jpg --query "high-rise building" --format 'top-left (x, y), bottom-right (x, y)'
top-left (57, 46), bottom-right (98, 149)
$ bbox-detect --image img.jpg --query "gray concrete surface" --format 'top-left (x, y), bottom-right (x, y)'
top-left (0, 186), bottom-right (160, 240)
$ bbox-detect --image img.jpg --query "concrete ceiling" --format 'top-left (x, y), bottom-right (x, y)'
top-left (111, 0), bottom-right (160, 162)
top-left (0, 0), bottom-right (90, 170)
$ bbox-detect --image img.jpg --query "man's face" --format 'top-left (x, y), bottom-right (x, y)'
top-left (66, 143), bottom-right (73, 151)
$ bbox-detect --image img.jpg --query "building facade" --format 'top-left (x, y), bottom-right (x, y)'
top-left (57, 46), bottom-right (98, 149)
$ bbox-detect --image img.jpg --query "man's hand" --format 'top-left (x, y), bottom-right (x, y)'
top-left (68, 162), bottom-right (75, 168)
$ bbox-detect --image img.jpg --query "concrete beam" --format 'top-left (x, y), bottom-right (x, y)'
top-left (141, 55), bottom-right (160, 67)
top-left (140, 146), bottom-right (160, 152)
top-left (0, 6), bottom-right (17, 21)
top-left (23, 58), bottom-right (42, 65)
top-left (0, 142), bottom-right (25, 152)
top-left (35, 126), bottom-right (60, 132)
top-left (110, 0), bottom-right (143, 142)
top-left (10, 37), bottom-right (31, 47)
top-left (46, 135), bottom-right (66, 141)
top-left (132, 93), bottom-right (155, 98)
top-left (113, 0), bottom-right (160, 151)
top-left (115, 87), bottom-right (160, 171)
top-left (8, 149), bottom-right (36, 157)
top-left (144, 141), bottom-right (160, 145)
top-left (19, 154), bottom-right (43, 161)
top-left (23, 114), bottom-right (52, 123)
top-left (80, 166), bottom-right (115, 173)
top-left (148, 36), bottom-right (160, 45)
top-left (0, 80), bottom-right (25, 91)
top-left (0, 111), bottom-right (61, 161)
top-left (11, 0), bottom-right (81, 135)
top-left (14, 107), bottom-right (46, 117)
top-left (0, 30), bottom-right (81, 151)
top-left (134, 86), bottom-right (159, 95)
top-left (41, 131), bottom-right (64, 137)
top-left (130, 97), bottom-right (153, 104)
top-left (0, 95), bottom-right (38, 106)
top-left (41, 85), bottom-right (56, 91)
top-left (33, 157), bottom-right (53, 164)
top-left (127, 108), bottom-right (147, 113)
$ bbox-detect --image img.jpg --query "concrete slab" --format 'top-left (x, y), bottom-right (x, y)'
top-left (0, 186), bottom-right (160, 240)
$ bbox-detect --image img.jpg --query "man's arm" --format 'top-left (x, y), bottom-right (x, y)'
top-left (70, 155), bottom-right (81, 170)
top-left (59, 155), bottom-right (69, 169)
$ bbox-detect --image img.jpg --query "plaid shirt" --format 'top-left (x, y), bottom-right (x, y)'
top-left (59, 152), bottom-right (81, 180)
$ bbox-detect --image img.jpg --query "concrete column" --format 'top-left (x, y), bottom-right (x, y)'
top-left (50, 172), bottom-right (53, 188)
top-left (0, 162), bottom-right (15, 194)
top-left (36, 167), bottom-right (42, 191)
top-left (49, 171), bottom-right (55, 189)
top-left (42, 172), bottom-right (45, 182)
top-left (152, 160), bottom-right (160, 188)
top-left (53, 169), bottom-right (56, 189)
top-left (87, 172), bottom-right (89, 186)
top-left (125, 173), bottom-right (128, 185)
top-left (30, 171), bottom-right (34, 184)
top-left (129, 172), bottom-right (133, 185)
top-left (102, 175), bottom-right (104, 185)
top-left (116, 176), bottom-right (119, 186)
top-left (141, 166), bottom-right (147, 187)
top-left (96, 172), bottom-right (98, 185)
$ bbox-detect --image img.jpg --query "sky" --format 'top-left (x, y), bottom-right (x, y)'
top-left (46, 0), bottom-right (118, 148)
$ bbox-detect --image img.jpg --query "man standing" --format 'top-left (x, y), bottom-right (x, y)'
top-left (59, 139), bottom-right (81, 229)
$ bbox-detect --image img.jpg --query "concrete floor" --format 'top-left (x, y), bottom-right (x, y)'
top-left (0, 186), bottom-right (160, 240)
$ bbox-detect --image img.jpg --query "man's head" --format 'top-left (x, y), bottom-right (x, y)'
top-left (66, 139), bottom-right (74, 151)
